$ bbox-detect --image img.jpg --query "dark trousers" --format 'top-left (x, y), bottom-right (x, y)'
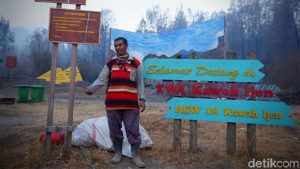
top-left (107, 109), bottom-right (141, 145)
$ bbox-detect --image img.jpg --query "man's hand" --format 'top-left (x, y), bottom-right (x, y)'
top-left (139, 99), bottom-right (145, 112)
top-left (84, 87), bottom-right (94, 95)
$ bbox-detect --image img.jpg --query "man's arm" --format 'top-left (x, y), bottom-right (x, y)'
top-left (136, 65), bottom-right (145, 112)
top-left (85, 65), bottom-right (109, 94)
top-left (136, 65), bottom-right (145, 100)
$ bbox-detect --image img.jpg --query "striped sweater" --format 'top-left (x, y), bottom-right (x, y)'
top-left (89, 55), bottom-right (145, 110)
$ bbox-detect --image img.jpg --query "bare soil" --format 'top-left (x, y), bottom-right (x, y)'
top-left (0, 86), bottom-right (299, 169)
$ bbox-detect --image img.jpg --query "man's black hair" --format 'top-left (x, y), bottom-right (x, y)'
top-left (114, 37), bottom-right (128, 45)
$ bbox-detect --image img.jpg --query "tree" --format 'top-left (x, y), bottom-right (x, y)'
top-left (25, 28), bottom-right (51, 76)
top-left (226, 0), bottom-right (300, 92)
top-left (136, 4), bottom-right (217, 33)
top-left (171, 4), bottom-right (188, 30)
top-left (78, 9), bottom-right (115, 82)
top-left (136, 4), bottom-right (171, 33)
top-left (190, 9), bottom-right (208, 25)
top-left (136, 18), bottom-right (148, 33)
top-left (0, 16), bottom-right (14, 77)
top-left (0, 17), bottom-right (14, 53)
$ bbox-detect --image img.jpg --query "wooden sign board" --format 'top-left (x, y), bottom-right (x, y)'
top-left (35, 0), bottom-right (86, 5)
top-left (143, 59), bottom-right (265, 82)
top-left (154, 82), bottom-right (280, 101)
top-left (49, 8), bottom-right (100, 44)
top-left (165, 97), bottom-right (296, 127)
top-left (6, 56), bottom-right (17, 68)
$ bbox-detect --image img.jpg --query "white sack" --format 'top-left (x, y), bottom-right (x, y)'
top-left (72, 116), bottom-right (153, 157)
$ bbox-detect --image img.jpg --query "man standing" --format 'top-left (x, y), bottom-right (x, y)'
top-left (85, 37), bottom-right (146, 168)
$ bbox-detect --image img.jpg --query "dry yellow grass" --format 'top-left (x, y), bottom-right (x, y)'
top-left (0, 101), bottom-right (299, 169)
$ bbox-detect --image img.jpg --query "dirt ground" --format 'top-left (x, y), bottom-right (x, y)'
top-left (0, 86), bottom-right (299, 169)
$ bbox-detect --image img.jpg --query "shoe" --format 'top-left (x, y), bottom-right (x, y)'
top-left (131, 144), bottom-right (146, 168)
top-left (110, 140), bottom-right (123, 164)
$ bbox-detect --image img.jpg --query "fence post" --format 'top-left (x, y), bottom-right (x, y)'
top-left (247, 50), bottom-right (256, 155)
top-left (226, 52), bottom-right (237, 155)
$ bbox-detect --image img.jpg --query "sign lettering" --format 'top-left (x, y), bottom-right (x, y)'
top-left (154, 82), bottom-right (280, 100)
top-left (165, 98), bottom-right (296, 127)
top-left (143, 59), bottom-right (264, 82)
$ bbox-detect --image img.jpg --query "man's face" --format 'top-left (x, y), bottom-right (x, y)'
top-left (114, 40), bottom-right (128, 56)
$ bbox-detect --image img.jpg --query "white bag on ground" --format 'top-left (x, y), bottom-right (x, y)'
top-left (72, 116), bottom-right (153, 157)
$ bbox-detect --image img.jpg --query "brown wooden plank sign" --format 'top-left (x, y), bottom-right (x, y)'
top-left (6, 56), bottom-right (17, 68)
top-left (49, 8), bottom-right (100, 44)
top-left (35, 0), bottom-right (86, 5)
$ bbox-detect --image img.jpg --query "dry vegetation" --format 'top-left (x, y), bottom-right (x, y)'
top-left (0, 98), bottom-right (299, 169)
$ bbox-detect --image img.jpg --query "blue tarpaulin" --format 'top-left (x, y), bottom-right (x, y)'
top-left (110, 15), bottom-right (224, 60)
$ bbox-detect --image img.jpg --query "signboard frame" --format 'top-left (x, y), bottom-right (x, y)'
top-left (48, 8), bottom-right (101, 44)
top-left (35, 0), bottom-right (86, 5)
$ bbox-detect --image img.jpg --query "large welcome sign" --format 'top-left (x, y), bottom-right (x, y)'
top-left (143, 59), bottom-right (296, 127)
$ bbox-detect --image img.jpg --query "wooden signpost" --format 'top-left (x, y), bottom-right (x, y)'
top-left (49, 8), bottom-right (100, 44)
top-left (35, 0), bottom-right (100, 158)
top-left (142, 52), bottom-right (296, 156)
top-left (173, 54), bottom-right (182, 151)
top-left (189, 54), bottom-right (197, 153)
top-left (247, 51), bottom-right (257, 154)
top-left (226, 52), bottom-right (236, 155)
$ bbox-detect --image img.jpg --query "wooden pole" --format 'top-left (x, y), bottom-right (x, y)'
top-left (173, 119), bottom-right (181, 150)
top-left (45, 2), bottom-right (61, 156)
top-left (62, 43), bottom-right (77, 158)
top-left (189, 52), bottom-right (197, 153)
top-left (189, 120), bottom-right (197, 153)
top-left (62, 4), bottom-right (80, 158)
top-left (173, 53), bottom-right (182, 150)
top-left (226, 122), bottom-right (236, 155)
top-left (247, 50), bottom-right (256, 155)
top-left (226, 52), bottom-right (236, 155)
